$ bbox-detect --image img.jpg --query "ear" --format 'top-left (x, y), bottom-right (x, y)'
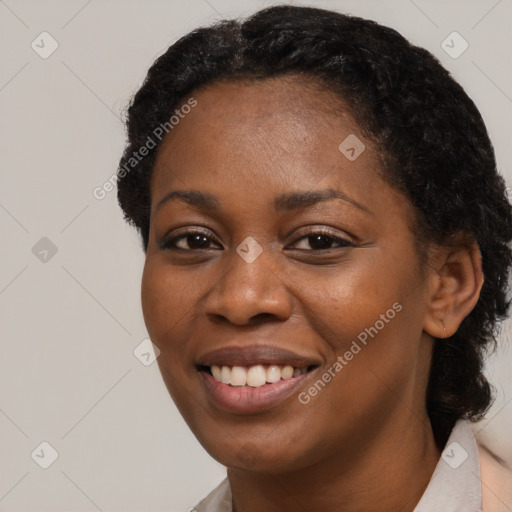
top-left (423, 241), bottom-right (484, 339)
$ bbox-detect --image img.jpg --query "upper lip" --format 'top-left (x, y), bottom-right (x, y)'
top-left (196, 345), bottom-right (322, 369)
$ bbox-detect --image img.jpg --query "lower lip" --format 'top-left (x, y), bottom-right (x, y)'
top-left (199, 370), bottom-right (314, 414)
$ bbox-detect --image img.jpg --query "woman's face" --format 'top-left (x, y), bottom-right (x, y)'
top-left (142, 77), bottom-right (435, 472)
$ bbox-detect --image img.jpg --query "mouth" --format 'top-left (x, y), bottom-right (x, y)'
top-left (195, 345), bottom-right (322, 414)
top-left (198, 363), bottom-right (319, 387)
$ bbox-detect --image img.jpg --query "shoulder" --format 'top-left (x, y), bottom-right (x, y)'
top-left (477, 440), bottom-right (512, 512)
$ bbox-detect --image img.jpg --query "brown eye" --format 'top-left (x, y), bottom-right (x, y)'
top-left (160, 229), bottom-right (222, 251)
top-left (289, 228), bottom-right (354, 251)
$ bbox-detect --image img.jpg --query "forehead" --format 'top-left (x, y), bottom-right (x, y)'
top-left (151, 76), bottom-right (381, 195)
top-left (149, 77), bottom-right (419, 251)
top-left (187, 76), bottom-right (347, 123)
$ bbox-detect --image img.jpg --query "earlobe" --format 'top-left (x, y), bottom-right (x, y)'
top-left (423, 241), bottom-right (484, 339)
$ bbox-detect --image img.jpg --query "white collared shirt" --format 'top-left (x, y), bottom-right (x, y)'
top-left (193, 420), bottom-right (483, 512)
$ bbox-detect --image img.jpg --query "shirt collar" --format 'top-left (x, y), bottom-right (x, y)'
top-left (194, 419), bottom-right (482, 512)
top-left (413, 419), bottom-right (482, 512)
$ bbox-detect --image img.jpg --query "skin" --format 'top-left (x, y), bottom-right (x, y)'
top-left (141, 76), bottom-right (483, 512)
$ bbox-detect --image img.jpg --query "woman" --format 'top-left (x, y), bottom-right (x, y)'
top-left (117, 5), bottom-right (512, 511)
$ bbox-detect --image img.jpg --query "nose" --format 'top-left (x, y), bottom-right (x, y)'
top-left (204, 245), bottom-right (293, 326)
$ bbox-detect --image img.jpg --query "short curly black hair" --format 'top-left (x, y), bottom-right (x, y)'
top-left (117, 5), bottom-right (512, 447)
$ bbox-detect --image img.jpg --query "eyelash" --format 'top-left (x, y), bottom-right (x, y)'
top-left (159, 227), bottom-right (354, 252)
top-left (294, 227), bottom-right (354, 250)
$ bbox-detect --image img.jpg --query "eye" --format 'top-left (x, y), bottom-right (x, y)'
top-left (160, 228), bottom-right (222, 251)
top-left (288, 228), bottom-right (355, 251)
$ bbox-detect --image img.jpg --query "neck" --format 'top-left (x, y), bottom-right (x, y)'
top-left (228, 412), bottom-right (441, 512)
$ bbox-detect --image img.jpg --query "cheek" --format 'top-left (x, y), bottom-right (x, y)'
top-left (292, 251), bottom-right (425, 396)
top-left (291, 255), bottom-right (404, 347)
top-left (140, 259), bottom-right (199, 345)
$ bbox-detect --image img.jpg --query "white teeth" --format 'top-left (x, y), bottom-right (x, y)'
top-left (209, 363), bottom-right (309, 387)
top-left (266, 365), bottom-right (281, 383)
top-left (230, 366), bottom-right (247, 386)
top-left (281, 365), bottom-right (294, 379)
top-left (221, 366), bottom-right (231, 384)
top-left (247, 365), bottom-right (267, 387)
top-left (211, 365), bottom-right (222, 381)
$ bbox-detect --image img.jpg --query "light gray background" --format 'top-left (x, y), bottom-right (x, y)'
top-left (1, 0), bottom-right (511, 511)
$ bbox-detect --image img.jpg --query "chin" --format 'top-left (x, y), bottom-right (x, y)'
top-left (195, 429), bottom-right (317, 474)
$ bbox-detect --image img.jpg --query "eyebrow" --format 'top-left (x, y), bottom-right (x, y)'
top-left (274, 188), bottom-right (372, 214)
top-left (156, 190), bottom-right (220, 213)
top-left (155, 188), bottom-right (372, 215)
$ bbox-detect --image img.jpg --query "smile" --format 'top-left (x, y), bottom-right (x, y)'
top-left (206, 363), bottom-right (314, 387)
top-left (195, 345), bottom-right (322, 413)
